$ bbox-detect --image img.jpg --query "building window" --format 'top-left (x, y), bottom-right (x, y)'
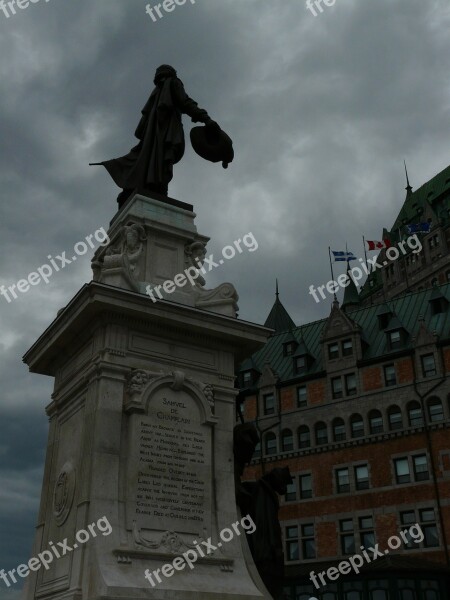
top-left (400, 511), bottom-right (418, 549)
top-left (253, 442), bottom-right (261, 459)
top-left (359, 516), bottom-right (375, 548)
top-left (285, 526), bottom-right (299, 561)
top-left (263, 393), bottom-right (275, 415)
top-left (298, 426), bottom-right (310, 449)
top-left (328, 343), bottom-right (339, 360)
top-left (388, 330), bottom-right (402, 349)
top-left (336, 468), bottom-right (350, 493)
top-left (388, 405), bottom-right (403, 430)
top-left (384, 364), bottom-right (397, 386)
top-left (428, 398), bottom-right (444, 422)
top-left (285, 481), bottom-right (296, 502)
top-left (408, 402), bottom-right (423, 427)
top-left (413, 454), bottom-right (429, 481)
top-left (369, 410), bottom-right (383, 434)
top-left (294, 355), bottom-right (307, 375)
top-left (297, 386), bottom-right (307, 408)
top-left (284, 342), bottom-right (296, 357)
top-left (342, 339), bottom-right (353, 357)
top-left (301, 524), bottom-right (316, 559)
top-left (355, 465), bottom-right (370, 490)
top-left (333, 418), bottom-right (346, 442)
top-left (350, 414), bottom-right (364, 438)
top-left (401, 509), bottom-right (439, 549)
top-left (264, 433), bottom-right (277, 456)
top-left (299, 474), bottom-right (313, 499)
top-left (340, 519), bottom-right (355, 555)
top-left (243, 371), bottom-right (252, 386)
top-left (428, 234), bottom-right (440, 249)
top-left (331, 377), bottom-right (343, 399)
top-left (446, 270), bottom-right (450, 282)
top-left (281, 429), bottom-right (294, 452)
top-left (315, 422), bottom-right (328, 445)
top-left (394, 458), bottom-right (411, 484)
top-left (345, 373), bottom-right (357, 396)
top-left (421, 354), bottom-right (437, 378)
top-left (420, 509), bottom-right (439, 547)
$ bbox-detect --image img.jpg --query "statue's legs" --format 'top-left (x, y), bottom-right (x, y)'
top-left (117, 183), bottom-right (169, 208)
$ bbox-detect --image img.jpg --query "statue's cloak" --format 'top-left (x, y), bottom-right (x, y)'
top-left (100, 77), bottom-right (206, 190)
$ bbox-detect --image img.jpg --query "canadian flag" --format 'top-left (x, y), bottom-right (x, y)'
top-left (366, 239), bottom-right (391, 251)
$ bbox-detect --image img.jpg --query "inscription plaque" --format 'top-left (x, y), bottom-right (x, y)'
top-left (127, 385), bottom-right (212, 537)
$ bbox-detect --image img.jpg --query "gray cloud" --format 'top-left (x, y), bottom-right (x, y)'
top-left (1, 0), bottom-right (449, 585)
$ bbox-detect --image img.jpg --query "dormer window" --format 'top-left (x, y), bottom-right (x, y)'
top-left (429, 289), bottom-right (448, 316)
top-left (342, 339), bottom-right (353, 357)
top-left (263, 393), bottom-right (275, 416)
top-left (295, 355), bottom-right (307, 374)
top-left (388, 330), bottom-right (402, 350)
top-left (377, 309), bottom-right (392, 330)
top-left (284, 342), bottom-right (296, 357)
top-left (328, 343), bottom-right (339, 360)
top-left (242, 371), bottom-right (252, 386)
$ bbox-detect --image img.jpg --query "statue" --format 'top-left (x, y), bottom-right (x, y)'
top-left (91, 64), bottom-right (234, 208)
top-left (243, 467), bottom-right (293, 600)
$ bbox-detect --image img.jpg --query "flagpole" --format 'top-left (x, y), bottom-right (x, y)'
top-left (328, 247), bottom-right (337, 301)
top-left (362, 235), bottom-right (373, 305)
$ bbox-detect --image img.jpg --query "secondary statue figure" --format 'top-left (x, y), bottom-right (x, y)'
top-left (91, 64), bottom-right (234, 208)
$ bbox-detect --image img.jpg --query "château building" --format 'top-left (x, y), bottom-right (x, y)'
top-left (238, 165), bottom-right (450, 600)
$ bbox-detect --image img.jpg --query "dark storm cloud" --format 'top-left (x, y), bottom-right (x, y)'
top-left (1, 0), bottom-right (449, 587)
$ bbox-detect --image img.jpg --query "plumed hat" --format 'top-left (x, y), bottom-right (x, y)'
top-left (190, 123), bottom-right (234, 169)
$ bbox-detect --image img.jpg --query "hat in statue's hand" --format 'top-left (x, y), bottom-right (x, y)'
top-left (190, 123), bottom-right (234, 169)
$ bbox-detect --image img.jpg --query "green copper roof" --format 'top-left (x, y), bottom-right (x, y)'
top-left (264, 296), bottom-right (296, 333)
top-left (392, 164), bottom-right (450, 232)
top-left (243, 284), bottom-right (450, 384)
top-left (342, 269), bottom-right (361, 311)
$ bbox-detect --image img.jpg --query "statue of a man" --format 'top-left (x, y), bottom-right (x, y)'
top-left (91, 65), bottom-right (227, 207)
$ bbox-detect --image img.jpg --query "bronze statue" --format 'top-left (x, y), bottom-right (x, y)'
top-left (91, 64), bottom-right (233, 208)
top-left (243, 467), bottom-right (293, 600)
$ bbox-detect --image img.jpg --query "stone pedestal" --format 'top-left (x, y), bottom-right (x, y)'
top-left (22, 194), bottom-right (271, 600)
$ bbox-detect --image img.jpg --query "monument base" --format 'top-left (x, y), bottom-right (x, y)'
top-left (22, 194), bottom-right (272, 600)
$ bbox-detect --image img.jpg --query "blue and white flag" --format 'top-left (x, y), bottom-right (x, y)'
top-left (406, 222), bottom-right (431, 234)
top-left (332, 250), bottom-right (357, 262)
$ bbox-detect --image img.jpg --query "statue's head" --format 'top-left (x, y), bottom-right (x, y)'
top-left (154, 64), bottom-right (177, 85)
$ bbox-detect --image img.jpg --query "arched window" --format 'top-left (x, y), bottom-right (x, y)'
top-left (428, 398), bottom-right (444, 422)
top-left (333, 418), bottom-right (346, 442)
top-left (350, 414), bottom-right (364, 438)
top-left (315, 422), bottom-right (328, 445)
top-left (407, 401), bottom-right (423, 427)
top-left (281, 429), bottom-right (294, 452)
top-left (298, 426), bottom-right (311, 449)
top-left (253, 441), bottom-right (261, 459)
top-left (388, 405), bottom-right (403, 430)
top-left (264, 432), bottom-right (277, 456)
top-left (369, 410), bottom-right (383, 434)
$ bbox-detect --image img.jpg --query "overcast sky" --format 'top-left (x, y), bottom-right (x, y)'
top-left (1, 0), bottom-right (450, 595)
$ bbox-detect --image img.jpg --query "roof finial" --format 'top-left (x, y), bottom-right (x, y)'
top-left (404, 160), bottom-right (413, 196)
top-left (276, 278), bottom-right (279, 299)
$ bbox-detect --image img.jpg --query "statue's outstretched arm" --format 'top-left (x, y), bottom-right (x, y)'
top-left (172, 78), bottom-right (212, 124)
